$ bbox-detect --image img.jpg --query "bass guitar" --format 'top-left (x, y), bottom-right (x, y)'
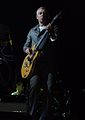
top-left (21, 11), bottom-right (61, 79)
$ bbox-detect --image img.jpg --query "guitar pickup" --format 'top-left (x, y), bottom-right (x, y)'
top-left (23, 62), bottom-right (28, 67)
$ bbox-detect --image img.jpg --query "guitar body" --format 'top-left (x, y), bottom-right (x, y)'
top-left (21, 51), bottom-right (40, 78)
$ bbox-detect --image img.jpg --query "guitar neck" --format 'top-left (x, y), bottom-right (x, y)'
top-left (35, 30), bottom-right (48, 51)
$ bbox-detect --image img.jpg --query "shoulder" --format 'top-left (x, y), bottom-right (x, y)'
top-left (27, 24), bottom-right (39, 37)
top-left (29, 24), bottom-right (39, 32)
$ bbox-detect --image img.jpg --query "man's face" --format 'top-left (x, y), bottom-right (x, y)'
top-left (36, 8), bottom-right (47, 24)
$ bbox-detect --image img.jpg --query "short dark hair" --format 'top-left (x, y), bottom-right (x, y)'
top-left (36, 6), bottom-right (49, 17)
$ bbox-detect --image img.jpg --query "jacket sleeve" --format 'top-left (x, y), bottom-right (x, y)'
top-left (23, 30), bottom-right (32, 53)
top-left (49, 25), bottom-right (58, 41)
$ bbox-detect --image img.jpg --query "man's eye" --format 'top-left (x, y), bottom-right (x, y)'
top-left (39, 12), bottom-right (42, 15)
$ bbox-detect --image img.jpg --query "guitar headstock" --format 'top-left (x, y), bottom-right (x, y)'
top-left (51, 11), bottom-right (62, 25)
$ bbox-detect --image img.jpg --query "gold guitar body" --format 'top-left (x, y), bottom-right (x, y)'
top-left (21, 51), bottom-right (40, 79)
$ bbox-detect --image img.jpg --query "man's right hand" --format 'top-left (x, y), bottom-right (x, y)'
top-left (25, 48), bottom-right (32, 54)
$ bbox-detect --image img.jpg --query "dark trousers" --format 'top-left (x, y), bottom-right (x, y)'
top-left (26, 72), bottom-right (55, 120)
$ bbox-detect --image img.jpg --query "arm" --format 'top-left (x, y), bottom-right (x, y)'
top-left (46, 24), bottom-right (58, 42)
top-left (23, 31), bottom-right (32, 54)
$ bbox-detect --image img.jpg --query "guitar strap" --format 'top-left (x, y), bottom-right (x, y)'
top-left (35, 30), bottom-right (49, 51)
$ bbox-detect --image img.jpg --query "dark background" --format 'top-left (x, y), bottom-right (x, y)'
top-left (0, 0), bottom-right (85, 119)
top-left (64, 1), bottom-right (85, 119)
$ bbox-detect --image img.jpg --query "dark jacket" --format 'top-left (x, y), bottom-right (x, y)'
top-left (23, 24), bottom-right (57, 73)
